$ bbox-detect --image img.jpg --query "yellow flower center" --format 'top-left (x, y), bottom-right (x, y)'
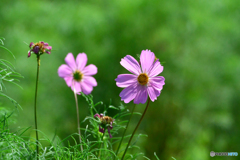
top-left (137, 73), bottom-right (149, 85)
top-left (73, 70), bottom-right (83, 82)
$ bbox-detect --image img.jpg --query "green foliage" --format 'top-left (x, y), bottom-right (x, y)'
top-left (0, 37), bottom-right (22, 108)
top-left (0, 93), bottom-right (150, 159)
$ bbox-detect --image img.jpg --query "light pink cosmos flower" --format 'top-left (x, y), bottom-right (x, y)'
top-left (58, 53), bottom-right (97, 94)
top-left (115, 50), bottom-right (165, 104)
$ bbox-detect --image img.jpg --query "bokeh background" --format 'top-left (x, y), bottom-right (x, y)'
top-left (1, 0), bottom-right (240, 159)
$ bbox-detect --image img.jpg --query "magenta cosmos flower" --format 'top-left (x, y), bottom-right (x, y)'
top-left (28, 41), bottom-right (52, 57)
top-left (115, 50), bottom-right (165, 104)
top-left (58, 53), bottom-right (97, 94)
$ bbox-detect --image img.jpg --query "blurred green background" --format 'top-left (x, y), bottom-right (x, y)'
top-left (1, 0), bottom-right (240, 159)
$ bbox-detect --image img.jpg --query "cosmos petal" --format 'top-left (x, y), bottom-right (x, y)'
top-left (83, 76), bottom-right (97, 87)
top-left (64, 76), bottom-right (73, 87)
top-left (149, 76), bottom-right (165, 90)
top-left (140, 50), bottom-right (155, 73)
top-left (133, 85), bottom-right (148, 104)
top-left (71, 81), bottom-right (82, 93)
top-left (147, 86), bottom-right (160, 102)
top-left (81, 81), bottom-right (93, 95)
top-left (115, 74), bottom-right (138, 88)
top-left (120, 55), bottom-right (141, 75)
top-left (58, 64), bottom-right (72, 78)
top-left (65, 53), bottom-right (77, 71)
top-left (148, 60), bottom-right (163, 77)
top-left (82, 64), bottom-right (97, 76)
top-left (76, 53), bottom-right (87, 71)
top-left (119, 83), bottom-right (138, 103)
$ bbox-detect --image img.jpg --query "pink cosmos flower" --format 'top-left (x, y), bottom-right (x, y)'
top-left (115, 50), bottom-right (165, 104)
top-left (58, 53), bottom-right (97, 94)
top-left (28, 41), bottom-right (52, 57)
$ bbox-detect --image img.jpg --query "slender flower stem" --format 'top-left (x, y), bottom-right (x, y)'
top-left (34, 55), bottom-right (40, 159)
top-left (114, 104), bottom-right (136, 159)
top-left (74, 92), bottom-right (83, 151)
top-left (98, 131), bottom-right (105, 158)
top-left (121, 97), bottom-right (150, 160)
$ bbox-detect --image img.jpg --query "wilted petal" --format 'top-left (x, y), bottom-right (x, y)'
top-left (120, 55), bottom-right (141, 75)
top-left (76, 53), bottom-right (87, 71)
top-left (45, 46), bottom-right (52, 50)
top-left (133, 85), bottom-right (148, 104)
top-left (65, 53), bottom-right (77, 71)
top-left (140, 50), bottom-right (155, 73)
top-left (149, 76), bottom-right (165, 90)
top-left (94, 114), bottom-right (100, 118)
top-left (83, 76), bottom-right (97, 87)
top-left (108, 127), bottom-right (112, 138)
top-left (29, 42), bottom-right (34, 48)
top-left (58, 64), bottom-right (72, 78)
top-left (33, 46), bottom-right (40, 54)
top-left (115, 74), bottom-right (137, 88)
top-left (28, 51), bottom-right (31, 57)
top-left (148, 60), bottom-right (163, 77)
top-left (82, 64), bottom-right (97, 76)
top-left (110, 121), bottom-right (113, 129)
top-left (119, 83), bottom-right (138, 103)
top-left (99, 126), bottom-right (104, 133)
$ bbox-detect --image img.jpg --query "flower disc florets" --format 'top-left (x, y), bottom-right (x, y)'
top-left (137, 73), bottom-right (149, 85)
top-left (28, 41), bottom-right (52, 58)
top-left (73, 70), bottom-right (83, 82)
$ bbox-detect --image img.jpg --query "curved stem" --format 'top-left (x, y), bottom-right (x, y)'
top-left (114, 104), bottom-right (136, 159)
top-left (121, 98), bottom-right (150, 160)
top-left (74, 92), bottom-right (83, 151)
top-left (34, 55), bottom-right (40, 159)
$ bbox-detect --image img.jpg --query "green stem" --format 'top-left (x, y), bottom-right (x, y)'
top-left (34, 55), bottom-right (40, 159)
top-left (74, 92), bottom-right (83, 151)
top-left (98, 131), bottom-right (105, 158)
top-left (114, 104), bottom-right (136, 159)
top-left (121, 98), bottom-right (150, 160)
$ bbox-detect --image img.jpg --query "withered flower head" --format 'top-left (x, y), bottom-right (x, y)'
top-left (28, 41), bottom-right (52, 58)
top-left (94, 113), bottom-right (114, 138)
